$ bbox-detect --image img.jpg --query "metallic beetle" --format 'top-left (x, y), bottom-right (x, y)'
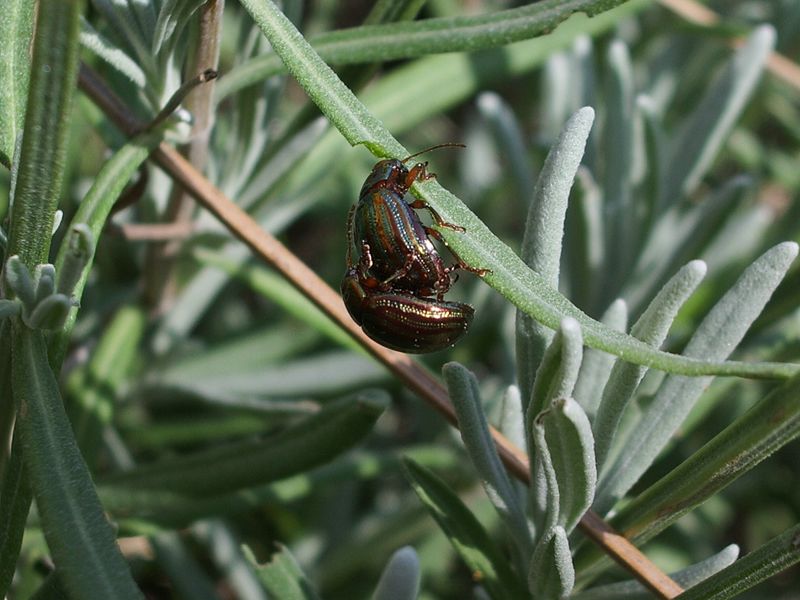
top-left (341, 267), bottom-right (473, 354)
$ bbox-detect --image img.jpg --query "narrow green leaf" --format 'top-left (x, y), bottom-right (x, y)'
top-left (540, 397), bottom-right (596, 534)
top-left (12, 326), bottom-right (142, 599)
top-left (49, 133), bottom-right (160, 364)
top-left (79, 17), bottom-right (146, 87)
top-left (572, 545), bottom-right (739, 599)
top-left (677, 525), bottom-right (800, 600)
top-left (499, 385), bottom-right (526, 451)
top-left (6, 0), bottom-right (81, 267)
top-left (0, 0), bottom-right (35, 168)
top-left (221, 0), bottom-right (633, 101)
top-left (625, 176), bottom-right (751, 313)
top-left (529, 318), bottom-right (584, 419)
top-left (55, 224), bottom-right (93, 297)
top-left (245, 544), bottom-right (320, 600)
top-left (517, 107), bottom-right (594, 402)
top-left (564, 166), bottom-right (604, 311)
top-left (145, 351), bottom-right (386, 404)
top-left (476, 92), bottom-right (536, 202)
top-left (0, 432), bottom-right (31, 598)
top-left (573, 299), bottom-right (627, 418)
top-left (612, 370), bottom-right (800, 544)
top-left (443, 362), bottom-right (533, 557)
top-left (103, 392), bottom-right (388, 495)
top-left (531, 410), bottom-right (560, 539)
top-left (70, 306), bottom-right (145, 464)
top-left (402, 457), bottom-right (527, 599)
top-left (528, 526), bottom-right (575, 600)
top-left (371, 546), bottom-right (420, 600)
top-left (195, 248), bottom-right (358, 351)
top-left (528, 319), bottom-right (584, 535)
top-left (100, 447), bottom-right (460, 528)
top-left (91, 0), bottom-right (157, 82)
top-left (356, 3), bottom-right (642, 138)
top-left (593, 260), bottom-right (707, 470)
top-left (596, 242), bottom-right (798, 511)
top-left (152, 0), bottom-right (205, 56)
top-left (602, 40), bottom-right (635, 293)
top-left (663, 26), bottom-right (774, 200)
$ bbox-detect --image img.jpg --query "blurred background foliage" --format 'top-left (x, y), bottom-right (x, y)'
top-left (2, 0), bottom-right (800, 598)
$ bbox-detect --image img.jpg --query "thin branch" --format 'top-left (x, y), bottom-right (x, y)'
top-left (77, 63), bottom-right (682, 599)
top-left (111, 222), bottom-right (196, 241)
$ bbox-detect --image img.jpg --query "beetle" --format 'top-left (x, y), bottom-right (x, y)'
top-left (352, 144), bottom-right (484, 300)
top-left (341, 266), bottom-right (473, 354)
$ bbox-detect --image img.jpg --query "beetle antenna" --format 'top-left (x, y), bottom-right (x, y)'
top-left (401, 143), bottom-right (466, 163)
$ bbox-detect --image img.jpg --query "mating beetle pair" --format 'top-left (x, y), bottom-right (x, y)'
top-left (342, 145), bottom-right (484, 353)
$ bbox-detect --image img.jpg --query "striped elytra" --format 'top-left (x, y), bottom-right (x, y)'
top-left (354, 158), bottom-right (453, 298)
top-left (341, 269), bottom-right (473, 354)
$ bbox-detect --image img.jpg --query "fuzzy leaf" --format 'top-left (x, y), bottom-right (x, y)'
top-left (26, 294), bottom-right (73, 331)
top-left (444, 362), bottom-right (533, 556)
top-left (402, 458), bottom-right (526, 599)
top-left (4, 255), bottom-right (35, 310)
top-left (571, 545), bottom-right (738, 599)
top-left (372, 547), bottom-right (420, 600)
top-left (539, 397), bottom-right (596, 533)
top-left (221, 0), bottom-right (638, 101)
top-left (531, 409), bottom-right (560, 538)
top-left (12, 326), bottom-right (142, 598)
top-left (32, 263), bottom-right (56, 306)
top-left (596, 242), bottom-right (798, 511)
top-left (528, 526), bottom-right (575, 600)
top-left (517, 107), bottom-right (594, 401)
top-left (663, 26), bottom-right (774, 200)
top-left (602, 40), bottom-right (635, 290)
top-left (611, 370), bottom-right (800, 544)
top-left (573, 299), bottom-right (627, 418)
top-left (0, 0), bottom-right (35, 168)
top-left (499, 385), bottom-right (526, 451)
top-left (49, 133), bottom-right (161, 364)
top-left (56, 224), bottom-right (94, 298)
top-left (593, 260), bottom-right (707, 470)
top-left (677, 526), bottom-right (800, 600)
top-left (0, 300), bottom-right (20, 320)
top-left (529, 318), bottom-right (584, 419)
top-left (79, 17), bottom-right (146, 87)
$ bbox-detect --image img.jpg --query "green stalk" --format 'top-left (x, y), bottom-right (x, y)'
top-left (5, 0), bottom-right (82, 267)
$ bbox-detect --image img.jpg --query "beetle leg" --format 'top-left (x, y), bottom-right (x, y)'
top-left (381, 252), bottom-right (417, 288)
top-left (357, 242), bottom-right (384, 290)
top-left (404, 161), bottom-right (435, 188)
top-left (422, 227), bottom-right (491, 278)
top-left (406, 203), bottom-right (465, 232)
top-left (345, 205), bottom-right (358, 267)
